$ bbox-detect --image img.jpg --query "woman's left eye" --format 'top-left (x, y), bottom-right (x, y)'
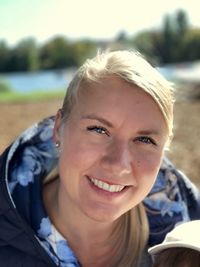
top-left (136, 136), bottom-right (156, 145)
top-left (87, 126), bottom-right (110, 136)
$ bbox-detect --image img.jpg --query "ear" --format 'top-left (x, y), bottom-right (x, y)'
top-left (53, 109), bottom-right (63, 143)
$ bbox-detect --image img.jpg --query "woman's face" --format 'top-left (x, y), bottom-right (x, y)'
top-left (54, 76), bottom-right (168, 222)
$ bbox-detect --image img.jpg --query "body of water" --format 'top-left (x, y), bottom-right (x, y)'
top-left (0, 68), bottom-right (77, 93)
top-left (0, 67), bottom-right (172, 93)
top-left (1, 63), bottom-right (200, 93)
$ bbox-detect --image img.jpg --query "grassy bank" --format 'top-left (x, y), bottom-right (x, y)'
top-left (0, 89), bottom-right (65, 103)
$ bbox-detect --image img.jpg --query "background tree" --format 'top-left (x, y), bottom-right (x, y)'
top-left (6, 38), bottom-right (39, 72)
top-left (39, 36), bottom-right (78, 69)
top-left (185, 29), bottom-right (200, 60)
top-left (132, 9), bottom-right (191, 65)
top-left (152, 10), bottom-right (189, 64)
top-left (73, 39), bottom-right (97, 66)
top-left (130, 31), bottom-right (155, 61)
top-left (0, 41), bottom-right (10, 72)
top-left (1, 9), bottom-right (200, 73)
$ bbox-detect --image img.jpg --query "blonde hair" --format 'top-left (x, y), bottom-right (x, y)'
top-left (110, 203), bottom-right (149, 267)
top-left (62, 50), bottom-right (175, 138)
top-left (60, 50), bottom-right (175, 266)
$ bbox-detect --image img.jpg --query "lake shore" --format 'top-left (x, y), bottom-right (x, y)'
top-left (0, 98), bottom-right (200, 189)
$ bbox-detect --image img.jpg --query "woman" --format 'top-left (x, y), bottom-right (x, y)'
top-left (0, 50), bottom-right (200, 267)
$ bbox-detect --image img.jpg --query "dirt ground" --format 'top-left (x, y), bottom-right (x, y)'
top-left (0, 97), bottom-right (200, 188)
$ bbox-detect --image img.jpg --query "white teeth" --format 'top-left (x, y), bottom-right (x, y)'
top-left (90, 178), bottom-right (125, 192)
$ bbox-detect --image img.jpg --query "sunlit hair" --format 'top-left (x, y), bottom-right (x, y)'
top-left (61, 50), bottom-right (175, 139)
top-left (109, 203), bottom-right (149, 267)
top-left (60, 49), bottom-right (175, 266)
top-left (152, 247), bottom-right (200, 267)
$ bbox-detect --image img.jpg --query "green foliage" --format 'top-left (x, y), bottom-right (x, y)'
top-left (11, 38), bottom-right (39, 71)
top-left (150, 9), bottom-right (190, 64)
top-left (0, 79), bottom-right (12, 93)
top-left (0, 41), bottom-right (10, 72)
top-left (115, 31), bottom-right (128, 42)
top-left (39, 36), bottom-right (97, 69)
top-left (0, 36), bottom-right (97, 73)
top-left (131, 31), bottom-right (155, 58)
top-left (40, 36), bottom-right (77, 69)
top-left (1, 9), bottom-right (200, 73)
top-left (183, 29), bottom-right (200, 60)
top-left (131, 9), bottom-right (200, 65)
top-left (176, 9), bottom-right (189, 36)
top-left (73, 39), bottom-right (97, 66)
top-left (0, 89), bottom-right (65, 103)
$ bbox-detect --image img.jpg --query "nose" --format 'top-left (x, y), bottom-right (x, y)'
top-left (100, 140), bottom-right (132, 177)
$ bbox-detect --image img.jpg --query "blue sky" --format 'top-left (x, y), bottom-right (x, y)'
top-left (1, 0), bottom-right (200, 46)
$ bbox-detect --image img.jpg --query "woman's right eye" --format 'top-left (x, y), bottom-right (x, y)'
top-left (87, 126), bottom-right (110, 136)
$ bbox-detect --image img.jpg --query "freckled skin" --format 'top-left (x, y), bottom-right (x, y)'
top-left (54, 76), bottom-right (168, 223)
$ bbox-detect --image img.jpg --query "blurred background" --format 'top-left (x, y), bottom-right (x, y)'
top-left (0, 0), bottom-right (200, 187)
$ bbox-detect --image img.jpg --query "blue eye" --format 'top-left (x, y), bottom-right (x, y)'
top-left (87, 126), bottom-right (109, 136)
top-left (136, 136), bottom-right (156, 145)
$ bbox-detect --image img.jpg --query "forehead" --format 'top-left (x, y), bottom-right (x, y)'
top-left (76, 76), bottom-right (157, 111)
top-left (71, 76), bottom-right (167, 133)
top-left (78, 76), bottom-right (147, 103)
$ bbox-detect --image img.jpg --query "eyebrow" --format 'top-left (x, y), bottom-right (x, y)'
top-left (137, 130), bottom-right (160, 136)
top-left (81, 114), bottom-right (113, 128)
top-left (81, 114), bottom-right (161, 135)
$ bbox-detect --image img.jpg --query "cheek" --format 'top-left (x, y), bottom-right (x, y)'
top-left (135, 153), bottom-right (163, 187)
top-left (60, 136), bottom-right (103, 172)
top-left (137, 148), bottom-right (163, 170)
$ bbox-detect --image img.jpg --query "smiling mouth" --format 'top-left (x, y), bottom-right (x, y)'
top-left (88, 177), bottom-right (126, 193)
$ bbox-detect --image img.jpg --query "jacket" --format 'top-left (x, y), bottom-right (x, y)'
top-left (1, 116), bottom-right (200, 266)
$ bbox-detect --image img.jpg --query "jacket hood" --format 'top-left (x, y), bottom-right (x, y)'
top-left (1, 115), bottom-right (200, 254)
top-left (6, 116), bottom-right (58, 199)
top-left (0, 117), bottom-right (59, 266)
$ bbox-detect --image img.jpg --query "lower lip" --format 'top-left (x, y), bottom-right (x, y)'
top-left (86, 176), bottom-right (129, 198)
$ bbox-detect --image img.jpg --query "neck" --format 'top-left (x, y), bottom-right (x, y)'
top-left (43, 178), bottom-right (120, 267)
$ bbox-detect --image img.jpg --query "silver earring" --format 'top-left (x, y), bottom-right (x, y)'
top-left (55, 141), bottom-right (60, 148)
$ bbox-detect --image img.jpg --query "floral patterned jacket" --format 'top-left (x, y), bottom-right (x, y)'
top-left (0, 116), bottom-right (200, 267)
